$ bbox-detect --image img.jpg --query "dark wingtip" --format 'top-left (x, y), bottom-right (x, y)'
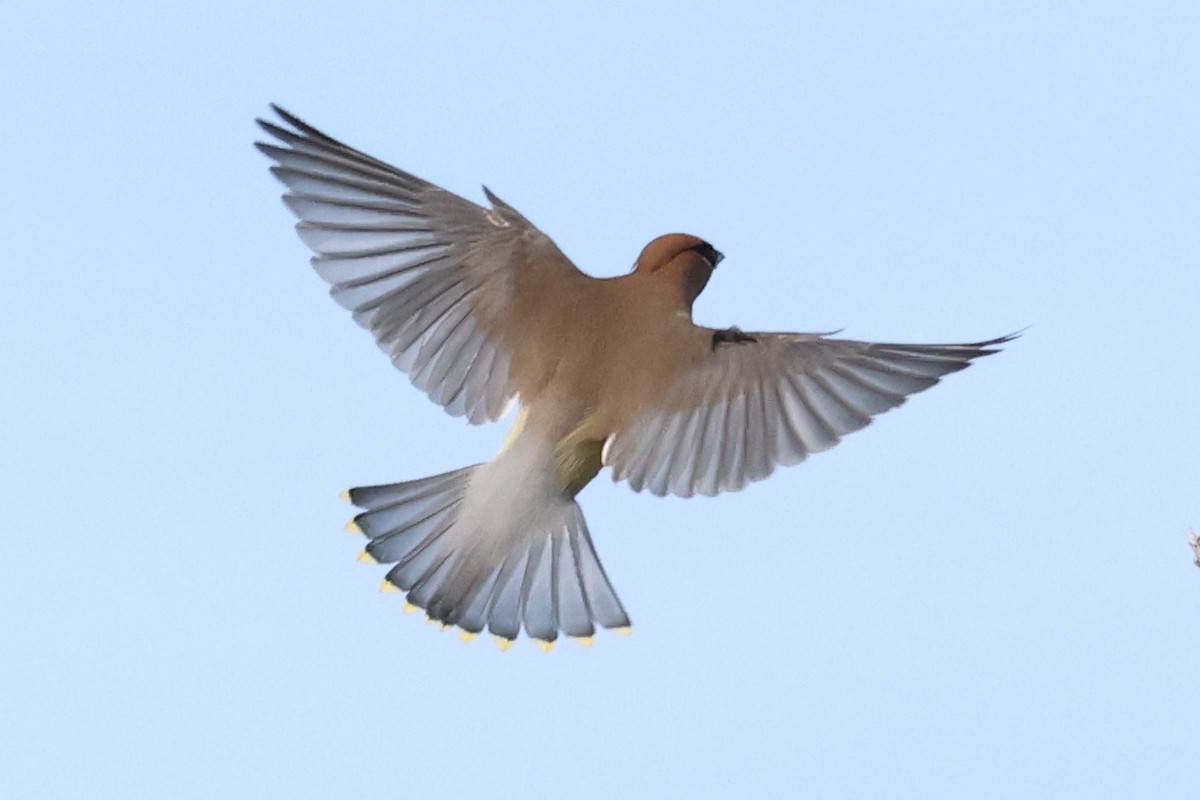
top-left (268, 102), bottom-right (298, 126)
top-left (1006, 325), bottom-right (1030, 340)
top-left (255, 105), bottom-right (298, 147)
top-left (482, 185), bottom-right (520, 216)
top-left (259, 104), bottom-right (345, 148)
top-left (978, 327), bottom-right (1028, 351)
top-left (482, 185), bottom-right (503, 206)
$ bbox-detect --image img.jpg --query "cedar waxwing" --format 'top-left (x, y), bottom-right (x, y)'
top-left (257, 105), bottom-right (1014, 651)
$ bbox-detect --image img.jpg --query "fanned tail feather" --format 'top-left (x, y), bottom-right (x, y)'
top-left (344, 445), bottom-right (630, 647)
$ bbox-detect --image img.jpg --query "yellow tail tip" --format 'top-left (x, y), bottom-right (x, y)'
top-left (379, 580), bottom-right (400, 594)
top-left (401, 601), bottom-right (419, 614)
top-left (492, 635), bottom-right (513, 652)
top-left (344, 519), bottom-right (364, 536)
top-left (355, 549), bottom-right (377, 565)
top-left (613, 626), bottom-right (633, 636)
top-left (573, 636), bottom-right (595, 648)
top-left (339, 489), bottom-right (352, 503)
top-left (459, 630), bottom-right (478, 643)
top-left (534, 639), bottom-right (556, 653)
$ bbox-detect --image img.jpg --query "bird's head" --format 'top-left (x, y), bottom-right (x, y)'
top-left (633, 234), bottom-right (724, 308)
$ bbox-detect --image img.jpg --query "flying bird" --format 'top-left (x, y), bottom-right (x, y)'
top-left (256, 105), bottom-right (1013, 651)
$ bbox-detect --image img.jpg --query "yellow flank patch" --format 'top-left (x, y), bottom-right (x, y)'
top-left (496, 407), bottom-right (530, 455)
top-left (458, 630), bottom-right (478, 643)
top-left (344, 519), bottom-right (364, 536)
top-left (401, 601), bottom-right (419, 614)
top-left (492, 635), bottom-right (513, 652)
top-left (534, 639), bottom-right (556, 653)
top-left (356, 549), bottom-right (377, 564)
top-left (555, 425), bottom-right (605, 496)
top-left (379, 580), bottom-right (400, 594)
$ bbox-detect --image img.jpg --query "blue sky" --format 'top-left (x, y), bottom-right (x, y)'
top-left (2, 2), bottom-right (1197, 798)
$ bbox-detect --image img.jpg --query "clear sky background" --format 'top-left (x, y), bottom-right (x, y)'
top-left (2, 2), bottom-right (1197, 798)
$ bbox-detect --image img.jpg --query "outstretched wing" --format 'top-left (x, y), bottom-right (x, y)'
top-left (603, 331), bottom-right (1016, 497)
top-left (256, 105), bottom-right (585, 423)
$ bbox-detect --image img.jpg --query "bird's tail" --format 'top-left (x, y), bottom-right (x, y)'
top-left (344, 436), bottom-right (631, 649)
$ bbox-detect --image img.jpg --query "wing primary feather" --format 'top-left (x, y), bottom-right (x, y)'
top-left (768, 378), bottom-right (811, 467)
top-left (642, 411), bottom-right (689, 497)
top-left (368, 270), bottom-right (465, 344)
top-left (664, 405), bottom-right (707, 498)
top-left (718, 391), bottom-right (749, 493)
top-left (808, 370), bottom-right (875, 429)
top-left (782, 372), bottom-right (840, 453)
top-left (261, 108), bottom-right (424, 180)
top-left (258, 137), bottom-right (423, 192)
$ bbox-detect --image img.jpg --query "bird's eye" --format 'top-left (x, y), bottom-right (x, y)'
top-left (689, 242), bottom-right (724, 268)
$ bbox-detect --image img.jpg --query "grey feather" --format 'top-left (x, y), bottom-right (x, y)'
top-left (606, 333), bottom-right (1016, 497)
